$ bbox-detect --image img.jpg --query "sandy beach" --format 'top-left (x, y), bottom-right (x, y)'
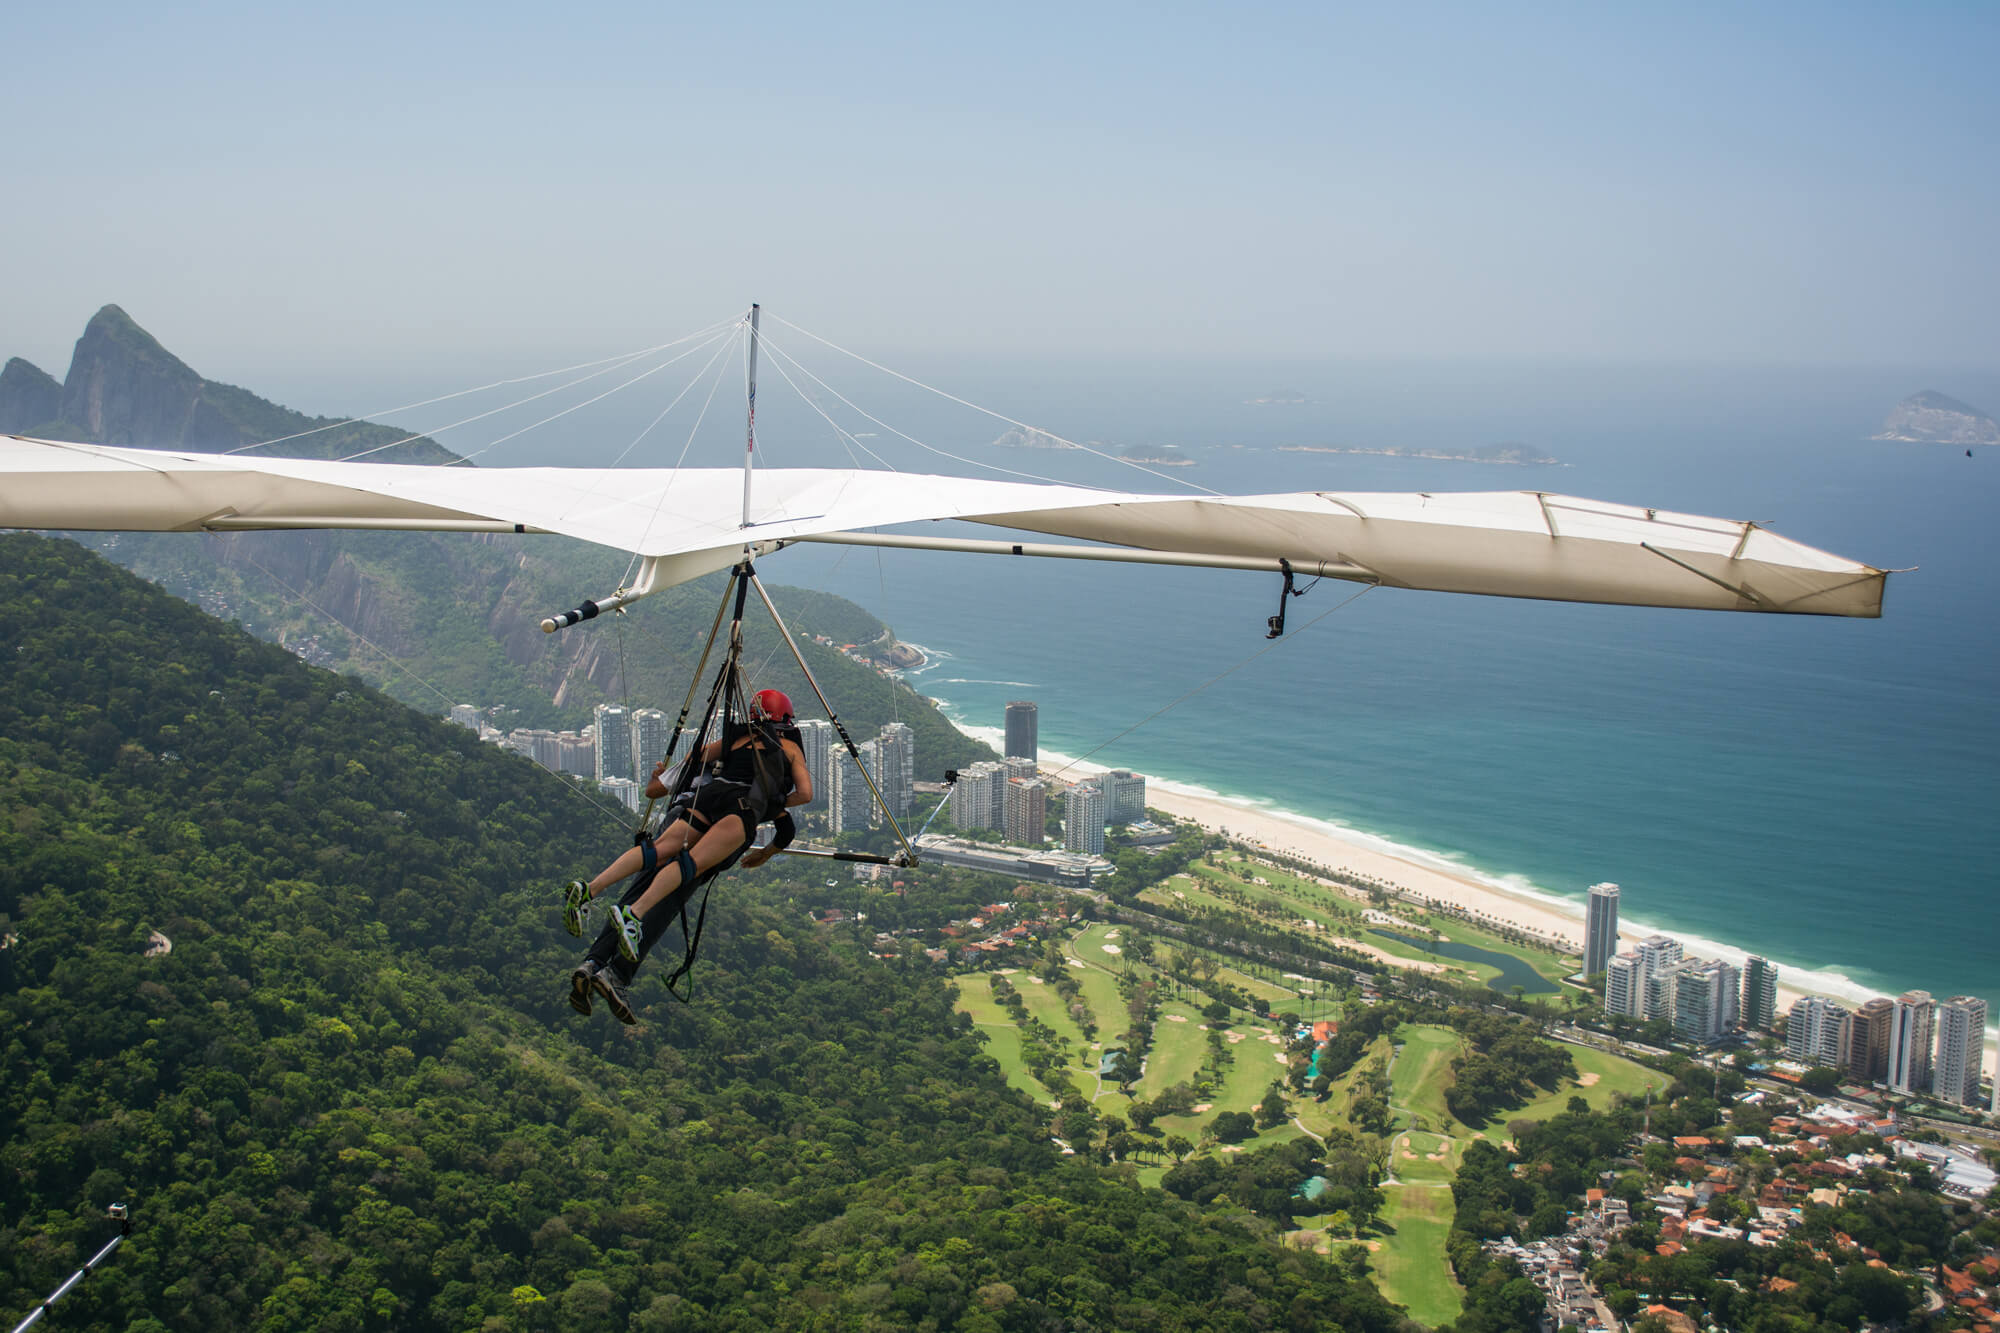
top-left (1140, 783), bottom-right (1829, 1016)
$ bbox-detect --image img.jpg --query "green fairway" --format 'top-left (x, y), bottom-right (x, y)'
top-left (1391, 1024), bottom-right (1467, 1129)
top-left (1372, 1183), bottom-right (1462, 1326)
top-left (1141, 1004), bottom-right (1211, 1096)
top-left (1474, 1041), bottom-right (1660, 1141)
top-left (954, 984), bottom-right (1055, 1106)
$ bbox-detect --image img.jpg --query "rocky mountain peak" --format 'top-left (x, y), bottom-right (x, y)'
top-left (0, 357), bottom-right (63, 434)
top-left (59, 304), bottom-right (207, 446)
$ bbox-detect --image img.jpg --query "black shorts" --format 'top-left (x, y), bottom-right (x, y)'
top-left (677, 781), bottom-right (759, 842)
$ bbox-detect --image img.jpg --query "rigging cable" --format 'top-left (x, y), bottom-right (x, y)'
top-left (219, 315), bottom-right (740, 456)
top-left (386, 326), bottom-right (738, 465)
top-left (767, 313), bottom-right (1222, 496)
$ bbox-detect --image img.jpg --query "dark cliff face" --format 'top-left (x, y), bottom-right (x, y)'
top-left (59, 305), bottom-right (213, 447)
top-left (0, 357), bottom-right (63, 434)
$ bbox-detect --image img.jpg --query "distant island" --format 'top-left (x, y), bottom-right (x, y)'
top-left (1279, 442), bottom-right (1560, 466)
top-left (991, 425), bottom-right (1076, 450)
top-left (1118, 447), bottom-right (1195, 466)
top-left (1872, 390), bottom-right (1999, 446)
top-left (1246, 388), bottom-right (1310, 405)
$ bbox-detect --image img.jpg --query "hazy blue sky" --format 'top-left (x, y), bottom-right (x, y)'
top-left (5, 1), bottom-right (1997, 384)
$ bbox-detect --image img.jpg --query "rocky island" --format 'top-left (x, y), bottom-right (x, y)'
top-left (1279, 441), bottom-right (1560, 465)
top-left (1873, 390), bottom-right (1999, 446)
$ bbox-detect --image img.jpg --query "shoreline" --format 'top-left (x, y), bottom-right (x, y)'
top-left (937, 716), bottom-right (1998, 1079)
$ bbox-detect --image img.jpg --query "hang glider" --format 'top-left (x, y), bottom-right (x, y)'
top-left (0, 433), bottom-right (1887, 621)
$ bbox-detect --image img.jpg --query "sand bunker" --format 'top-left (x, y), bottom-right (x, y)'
top-left (1400, 1150), bottom-right (1418, 1159)
top-left (998, 967), bottom-right (1018, 975)
top-left (1193, 1103), bottom-right (1213, 1113)
top-left (1577, 1072), bottom-right (1601, 1086)
top-left (1226, 1031), bottom-right (1246, 1043)
top-left (1274, 1054), bottom-right (1289, 1065)
top-left (1165, 1014), bottom-right (1190, 1023)
top-left (1101, 944), bottom-right (1122, 954)
top-left (1104, 929), bottom-right (1120, 939)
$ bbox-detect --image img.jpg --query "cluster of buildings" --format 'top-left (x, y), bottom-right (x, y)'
top-left (450, 696), bottom-right (1148, 862)
top-left (1786, 990), bottom-right (1992, 1109)
top-left (1584, 884), bottom-right (1993, 1111)
top-left (943, 701), bottom-right (1145, 857)
top-left (1587, 884), bottom-right (1780, 1045)
top-left (1492, 1096), bottom-right (1999, 1333)
top-left (448, 700), bottom-right (916, 828)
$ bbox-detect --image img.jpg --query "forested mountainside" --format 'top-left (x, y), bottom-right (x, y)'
top-left (3, 307), bottom-right (985, 770)
top-left (0, 535), bottom-right (1401, 1333)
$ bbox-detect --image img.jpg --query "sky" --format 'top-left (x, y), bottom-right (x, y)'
top-left (5, 1), bottom-right (1999, 387)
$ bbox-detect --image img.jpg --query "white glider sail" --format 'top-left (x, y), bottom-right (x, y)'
top-left (0, 434), bottom-right (1887, 619)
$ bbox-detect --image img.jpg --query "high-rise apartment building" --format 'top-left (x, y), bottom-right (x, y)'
top-left (593, 704), bottom-right (633, 784)
top-left (1605, 934), bottom-right (1683, 1022)
top-left (1673, 960), bottom-right (1732, 1045)
top-left (448, 703), bottom-right (482, 730)
top-left (1886, 990), bottom-right (1936, 1096)
top-left (1786, 996), bottom-right (1852, 1068)
top-left (831, 742), bottom-right (877, 835)
top-left (1584, 883), bottom-right (1620, 979)
top-left (1004, 701), bottom-right (1038, 761)
top-left (1741, 956), bottom-right (1780, 1031)
top-left (1935, 996), bottom-right (1989, 1107)
top-left (876, 722), bottom-right (914, 820)
top-left (1849, 997), bottom-right (1894, 1084)
top-left (1097, 770), bottom-right (1147, 824)
top-left (1065, 782), bottom-right (1106, 855)
top-left (1605, 952), bottom-right (1644, 1018)
top-left (630, 708), bottom-right (672, 781)
top-left (951, 760), bottom-right (1005, 832)
top-left (793, 719), bottom-right (833, 812)
top-left (1003, 776), bottom-right (1046, 846)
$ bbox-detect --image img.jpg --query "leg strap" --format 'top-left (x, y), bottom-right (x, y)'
top-left (673, 849), bottom-right (697, 891)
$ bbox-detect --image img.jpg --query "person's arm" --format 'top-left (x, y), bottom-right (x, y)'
top-left (740, 812), bottom-right (794, 868)
top-left (784, 739), bottom-right (813, 807)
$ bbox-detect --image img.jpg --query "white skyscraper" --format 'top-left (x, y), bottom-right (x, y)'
top-left (1741, 956), bottom-right (1780, 1031)
top-left (592, 704), bottom-right (633, 784)
top-left (1935, 996), bottom-right (1989, 1107)
top-left (1786, 996), bottom-right (1852, 1068)
top-left (793, 719), bottom-right (833, 813)
top-left (1065, 782), bottom-right (1106, 855)
top-left (1673, 960), bottom-right (1731, 1045)
top-left (1584, 883), bottom-right (1620, 979)
top-left (1606, 951), bottom-right (1644, 1019)
top-left (1886, 990), bottom-right (1936, 1096)
top-left (951, 761), bottom-right (1005, 832)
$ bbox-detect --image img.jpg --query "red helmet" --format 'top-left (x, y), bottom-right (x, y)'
top-left (752, 688), bottom-right (794, 721)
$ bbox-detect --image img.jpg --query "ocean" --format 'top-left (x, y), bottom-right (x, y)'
top-left (705, 358), bottom-right (2000, 1017)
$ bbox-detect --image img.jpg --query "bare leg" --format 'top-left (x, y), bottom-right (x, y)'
top-left (586, 820), bottom-right (694, 897)
top-left (626, 815), bottom-right (750, 920)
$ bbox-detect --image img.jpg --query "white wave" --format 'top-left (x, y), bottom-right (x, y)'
top-left (938, 678), bottom-right (1042, 688)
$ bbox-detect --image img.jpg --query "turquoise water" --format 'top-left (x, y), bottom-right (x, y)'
top-left (749, 362), bottom-right (2000, 1014)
